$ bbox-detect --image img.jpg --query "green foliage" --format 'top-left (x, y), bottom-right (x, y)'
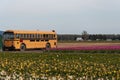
top-left (0, 52), bottom-right (120, 79)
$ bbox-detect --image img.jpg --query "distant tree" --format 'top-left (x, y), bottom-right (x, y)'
top-left (82, 30), bottom-right (89, 41)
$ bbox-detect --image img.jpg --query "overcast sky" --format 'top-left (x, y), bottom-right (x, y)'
top-left (0, 0), bottom-right (120, 34)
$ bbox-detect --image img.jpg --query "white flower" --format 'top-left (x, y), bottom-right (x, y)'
top-left (19, 76), bottom-right (24, 80)
top-left (52, 77), bottom-right (57, 80)
top-left (41, 76), bottom-right (47, 80)
top-left (68, 75), bottom-right (73, 79)
top-left (0, 70), bottom-right (7, 75)
top-left (5, 76), bottom-right (11, 80)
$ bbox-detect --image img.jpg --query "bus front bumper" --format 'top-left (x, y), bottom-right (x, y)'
top-left (3, 45), bottom-right (15, 50)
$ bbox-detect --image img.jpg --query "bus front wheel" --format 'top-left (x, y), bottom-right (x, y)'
top-left (20, 44), bottom-right (26, 51)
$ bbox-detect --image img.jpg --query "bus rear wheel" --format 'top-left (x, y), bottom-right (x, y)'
top-left (20, 44), bottom-right (26, 51)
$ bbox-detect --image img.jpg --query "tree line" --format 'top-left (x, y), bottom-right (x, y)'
top-left (58, 34), bottom-right (120, 41)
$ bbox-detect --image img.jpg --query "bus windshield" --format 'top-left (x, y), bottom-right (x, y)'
top-left (3, 32), bottom-right (14, 40)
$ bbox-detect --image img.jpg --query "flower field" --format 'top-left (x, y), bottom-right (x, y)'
top-left (51, 45), bottom-right (120, 53)
top-left (0, 52), bottom-right (120, 80)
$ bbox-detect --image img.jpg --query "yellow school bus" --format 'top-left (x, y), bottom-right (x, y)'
top-left (3, 30), bottom-right (57, 51)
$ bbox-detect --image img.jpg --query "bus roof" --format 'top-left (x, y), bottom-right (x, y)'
top-left (4, 30), bottom-right (56, 34)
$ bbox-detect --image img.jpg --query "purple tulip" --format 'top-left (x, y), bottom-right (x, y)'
top-left (51, 45), bottom-right (120, 51)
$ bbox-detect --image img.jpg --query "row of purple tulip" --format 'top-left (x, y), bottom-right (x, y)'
top-left (51, 45), bottom-right (120, 51)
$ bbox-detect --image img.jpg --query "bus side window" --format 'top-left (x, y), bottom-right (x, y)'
top-left (46, 34), bottom-right (48, 38)
top-left (32, 34), bottom-right (34, 38)
top-left (51, 34), bottom-right (53, 38)
top-left (27, 34), bottom-right (29, 38)
top-left (49, 34), bottom-right (52, 39)
top-left (36, 34), bottom-right (38, 39)
top-left (48, 34), bottom-right (50, 39)
top-left (38, 34), bottom-right (40, 38)
top-left (30, 34), bottom-right (34, 38)
top-left (19, 34), bottom-right (21, 38)
top-left (24, 34), bottom-right (27, 39)
top-left (37, 34), bottom-right (41, 39)
top-left (30, 34), bottom-right (32, 38)
top-left (16, 34), bottom-right (19, 38)
top-left (22, 34), bottom-right (24, 38)
top-left (20, 34), bottom-right (23, 38)
top-left (43, 34), bottom-right (45, 38)
top-left (41, 34), bottom-right (43, 38)
top-left (34, 34), bottom-right (37, 38)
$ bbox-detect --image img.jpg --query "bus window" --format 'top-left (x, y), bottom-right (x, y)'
top-left (21, 34), bottom-right (23, 38)
top-left (43, 34), bottom-right (45, 38)
top-left (27, 34), bottom-right (29, 38)
top-left (46, 34), bottom-right (48, 38)
top-left (49, 34), bottom-right (52, 39)
top-left (51, 34), bottom-right (53, 38)
top-left (35, 34), bottom-right (38, 38)
top-left (19, 34), bottom-right (22, 38)
top-left (37, 34), bottom-right (40, 38)
top-left (41, 34), bottom-right (43, 38)
top-left (18, 34), bottom-right (21, 38)
top-left (16, 34), bottom-right (22, 39)
top-left (34, 34), bottom-right (36, 38)
top-left (16, 34), bottom-right (19, 38)
top-left (32, 34), bottom-right (34, 38)
top-left (30, 34), bottom-right (32, 38)
top-left (3, 32), bottom-right (14, 39)
top-left (23, 34), bottom-right (26, 38)
top-left (30, 34), bottom-right (34, 38)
